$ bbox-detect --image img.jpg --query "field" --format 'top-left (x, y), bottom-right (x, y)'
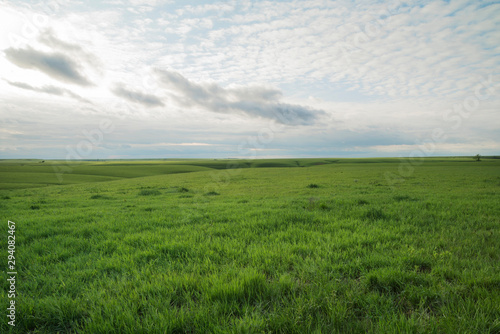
top-left (1, 158), bottom-right (499, 333)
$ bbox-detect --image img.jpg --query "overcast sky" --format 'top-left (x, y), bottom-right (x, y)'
top-left (1, 0), bottom-right (499, 159)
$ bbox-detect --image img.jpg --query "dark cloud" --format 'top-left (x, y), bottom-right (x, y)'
top-left (6, 80), bottom-right (92, 104)
top-left (229, 101), bottom-right (323, 125)
top-left (111, 84), bottom-right (164, 107)
top-left (38, 29), bottom-right (101, 69)
top-left (38, 30), bottom-right (84, 53)
top-left (228, 86), bottom-right (283, 102)
top-left (4, 47), bottom-right (92, 86)
top-left (155, 70), bottom-right (324, 125)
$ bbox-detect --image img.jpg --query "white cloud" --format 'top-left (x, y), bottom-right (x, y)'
top-left (131, 142), bottom-right (215, 148)
top-left (128, 0), bottom-right (173, 6)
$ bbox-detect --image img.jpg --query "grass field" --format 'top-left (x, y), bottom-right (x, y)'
top-left (1, 158), bottom-right (499, 333)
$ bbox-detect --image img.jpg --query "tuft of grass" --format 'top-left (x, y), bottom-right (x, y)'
top-left (367, 270), bottom-right (416, 294)
top-left (30, 204), bottom-right (40, 210)
top-left (205, 191), bottom-right (220, 196)
top-left (403, 257), bottom-right (432, 273)
top-left (318, 203), bottom-right (329, 210)
top-left (178, 187), bottom-right (189, 193)
top-left (393, 195), bottom-right (417, 202)
top-left (138, 189), bottom-right (161, 196)
top-left (307, 183), bottom-right (319, 188)
top-left (1, 195), bottom-right (10, 199)
top-left (90, 194), bottom-right (112, 199)
top-left (357, 199), bottom-right (369, 205)
top-left (304, 197), bottom-right (330, 211)
top-left (363, 207), bottom-right (387, 220)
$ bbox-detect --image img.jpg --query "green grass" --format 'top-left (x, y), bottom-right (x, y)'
top-left (0, 158), bottom-right (499, 333)
top-left (0, 161), bottom-right (216, 189)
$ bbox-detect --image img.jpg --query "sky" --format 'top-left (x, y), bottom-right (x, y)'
top-left (0, 0), bottom-right (499, 160)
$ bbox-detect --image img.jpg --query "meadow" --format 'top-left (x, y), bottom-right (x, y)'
top-left (1, 157), bottom-right (499, 333)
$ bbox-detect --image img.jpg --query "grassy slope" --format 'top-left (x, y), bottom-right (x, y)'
top-left (0, 161), bottom-right (215, 189)
top-left (0, 159), bottom-right (499, 333)
top-left (0, 157), bottom-right (473, 190)
top-left (0, 158), bottom-right (339, 190)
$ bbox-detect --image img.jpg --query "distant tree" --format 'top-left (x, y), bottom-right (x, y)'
top-left (474, 154), bottom-right (481, 162)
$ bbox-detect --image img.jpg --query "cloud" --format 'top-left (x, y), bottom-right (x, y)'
top-left (4, 47), bottom-right (92, 86)
top-left (111, 84), bottom-right (164, 107)
top-left (131, 142), bottom-right (214, 148)
top-left (155, 70), bottom-right (324, 125)
top-left (38, 29), bottom-right (101, 69)
top-left (181, 2), bottom-right (236, 15)
top-left (128, 0), bottom-right (173, 6)
top-left (6, 80), bottom-right (92, 104)
top-left (352, 142), bottom-right (500, 155)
